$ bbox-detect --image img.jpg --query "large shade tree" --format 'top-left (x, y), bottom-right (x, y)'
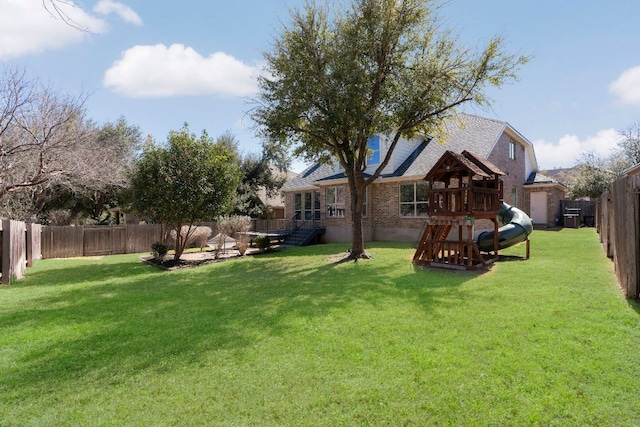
top-left (0, 68), bottom-right (99, 206)
top-left (128, 125), bottom-right (241, 261)
top-left (40, 117), bottom-right (144, 224)
top-left (253, 0), bottom-right (528, 259)
top-left (0, 67), bottom-right (142, 223)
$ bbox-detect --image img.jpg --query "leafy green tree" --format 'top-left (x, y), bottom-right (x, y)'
top-left (562, 152), bottom-right (618, 199)
top-left (216, 132), bottom-right (286, 218)
top-left (234, 152), bottom-right (286, 218)
top-left (128, 125), bottom-right (241, 261)
top-left (252, 0), bottom-right (529, 259)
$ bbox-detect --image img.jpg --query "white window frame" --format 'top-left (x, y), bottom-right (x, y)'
top-left (509, 139), bottom-right (516, 160)
top-left (326, 186), bottom-right (347, 218)
top-left (399, 182), bottom-right (429, 218)
top-left (362, 188), bottom-right (367, 218)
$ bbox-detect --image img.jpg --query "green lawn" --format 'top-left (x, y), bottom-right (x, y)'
top-left (1, 228), bottom-right (639, 426)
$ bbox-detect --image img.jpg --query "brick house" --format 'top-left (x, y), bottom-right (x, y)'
top-left (282, 114), bottom-right (564, 243)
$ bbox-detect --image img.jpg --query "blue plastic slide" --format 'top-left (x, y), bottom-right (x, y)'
top-left (476, 202), bottom-right (533, 252)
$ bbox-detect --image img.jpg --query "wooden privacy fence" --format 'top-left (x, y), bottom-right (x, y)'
top-left (596, 174), bottom-right (640, 299)
top-left (40, 221), bottom-right (273, 259)
top-left (41, 224), bottom-right (165, 259)
top-left (1, 219), bottom-right (280, 283)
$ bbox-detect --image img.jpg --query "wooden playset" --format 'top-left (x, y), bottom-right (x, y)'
top-left (412, 150), bottom-right (507, 270)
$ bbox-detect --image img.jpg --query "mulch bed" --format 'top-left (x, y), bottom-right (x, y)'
top-left (141, 256), bottom-right (226, 271)
top-left (141, 247), bottom-right (281, 271)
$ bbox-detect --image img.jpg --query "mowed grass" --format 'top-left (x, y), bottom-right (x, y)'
top-left (1, 228), bottom-right (640, 426)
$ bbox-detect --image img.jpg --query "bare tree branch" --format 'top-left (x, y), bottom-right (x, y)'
top-left (42, 0), bottom-right (93, 33)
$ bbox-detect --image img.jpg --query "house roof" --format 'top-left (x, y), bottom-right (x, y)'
top-left (401, 114), bottom-right (508, 178)
top-left (625, 163), bottom-right (640, 176)
top-left (258, 168), bottom-right (298, 207)
top-left (282, 114), bottom-right (532, 191)
top-left (525, 171), bottom-right (568, 189)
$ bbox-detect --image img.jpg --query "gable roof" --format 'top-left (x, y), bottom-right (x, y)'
top-left (424, 150), bottom-right (505, 183)
top-left (282, 114), bottom-right (533, 191)
top-left (461, 150), bottom-right (505, 176)
top-left (400, 114), bottom-right (507, 178)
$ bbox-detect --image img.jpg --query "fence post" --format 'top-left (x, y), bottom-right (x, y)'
top-left (1, 220), bottom-right (27, 284)
top-left (26, 223), bottom-right (33, 267)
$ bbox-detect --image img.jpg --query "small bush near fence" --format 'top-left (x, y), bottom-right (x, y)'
top-left (151, 242), bottom-right (168, 261)
top-left (254, 234), bottom-right (271, 252)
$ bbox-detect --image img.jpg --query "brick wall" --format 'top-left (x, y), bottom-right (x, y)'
top-left (487, 133), bottom-right (526, 208)
top-left (371, 180), bottom-right (428, 230)
top-left (523, 186), bottom-right (566, 227)
top-left (284, 133), bottom-right (534, 242)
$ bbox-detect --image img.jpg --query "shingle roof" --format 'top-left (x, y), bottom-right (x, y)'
top-left (461, 150), bottom-right (505, 176)
top-left (401, 114), bottom-right (507, 177)
top-left (282, 113), bottom-right (509, 190)
top-left (525, 171), bottom-right (567, 188)
top-left (282, 162), bottom-right (335, 190)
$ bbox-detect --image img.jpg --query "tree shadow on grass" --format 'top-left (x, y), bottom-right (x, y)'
top-left (0, 243), bottom-right (478, 402)
top-left (17, 257), bottom-right (163, 288)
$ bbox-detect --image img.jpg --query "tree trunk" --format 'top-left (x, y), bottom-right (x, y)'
top-left (346, 169), bottom-right (367, 259)
top-left (173, 224), bottom-right (185, 261)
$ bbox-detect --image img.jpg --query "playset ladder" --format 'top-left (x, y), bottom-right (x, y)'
top-left (413, 217), bottom-right (492, 270)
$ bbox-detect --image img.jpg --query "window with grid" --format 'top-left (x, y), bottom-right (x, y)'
top-left (399, 182), bottom-right (429, 217)
top-left (294, 191), bottom-right (320, 220)
top-left (326, 186), bottom-right (346, 218)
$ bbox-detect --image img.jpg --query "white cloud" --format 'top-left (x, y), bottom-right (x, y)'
top-left (610, 66), bottom-right (640, 105)
top-left (93, 0), bottom-right (142, 26)
top-left (103, 43), bottom-right (260, 98)
top-left (534, 128), bottom-right (622, 170)
top-left (0, 0), bottom-right (106, 60)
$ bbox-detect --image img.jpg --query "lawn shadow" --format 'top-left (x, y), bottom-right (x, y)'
top-left (17, 258), bottom-right (163, 288)
top-left (1, 243), bottom-right (480, 401)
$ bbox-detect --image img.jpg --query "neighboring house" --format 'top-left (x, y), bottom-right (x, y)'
top-left (257, 168), bottom-right (299, 219)
top-left (624, 163), bottom-right (640, 177)
top-left (282, 113), bottom-right (562, 243)
top-left (524, 171), bottom-right (568, 226)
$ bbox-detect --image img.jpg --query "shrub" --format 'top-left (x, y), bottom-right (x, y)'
top-left (191, 226), bottom-right (212, 251)
top-left (254, 234), bottom-right (271, 252)
top-left (169, 225), bottom-right (212, 251)
top-left (151, 241), bottom-right (168, 261)
top-left (236, 238), bottom-right (249, 256)
top-left (218, 215), bottom-right (252, 255)
top-left (217, 215), bottom-right (252, 237)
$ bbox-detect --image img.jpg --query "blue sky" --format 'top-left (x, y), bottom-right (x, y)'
top-left (2, 0), bottom-right (640, 173)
